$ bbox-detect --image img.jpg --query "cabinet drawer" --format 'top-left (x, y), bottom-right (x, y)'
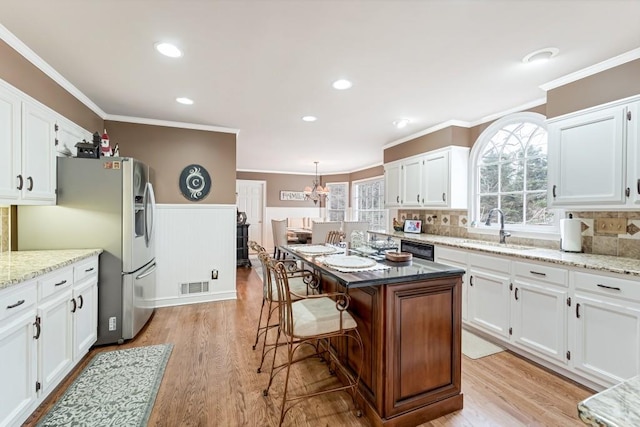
top-left (469, 253), bottom-right (510, 274)
top-left (574, 271), bottom-right (640, 302)
top-left (74, 257), bottom-right (99, 283)
top-left (436, 246), bottom-right (468, 265)
top-left (514, 261), bottom-right (568, 287)
top-left (39, 268), bottom-right (73, 300)
top-left (0, 281), bottom-right (37, 321)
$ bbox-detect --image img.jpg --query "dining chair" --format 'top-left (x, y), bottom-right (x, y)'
top-left (325, 230), bottom-right (344, 245)
top-left (272, 219), bottom-right (296, 259)
top-left (311, 220), bottom-right (341, 244)
top-left (341, 221), bottom-right (370, 244)
top-left (262, 259), bottom-right (364, 426)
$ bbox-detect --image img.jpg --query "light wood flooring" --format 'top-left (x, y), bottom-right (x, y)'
top-left (24, 265), bottom-right (593, 427)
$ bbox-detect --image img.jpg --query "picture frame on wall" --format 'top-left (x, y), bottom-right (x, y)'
top-left (403, 219), bottom-right (422, 234)
top-left (280, 190), bottom-right (306, 201)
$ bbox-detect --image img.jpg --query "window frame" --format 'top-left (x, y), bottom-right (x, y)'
top-left (325, 181), bottom-right (348, 221)
top-left (351, 175), bottom-right (387, 231)
top-left (469, 112), bottom-right (561, 239)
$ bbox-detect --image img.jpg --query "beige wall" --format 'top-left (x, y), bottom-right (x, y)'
top-left (106, 121), bottom-right (237, 204)
top-left (0, 40), bottom-right (103, 131)
top-left (384, 126), bottom-right (472, 163)
top-left (547, 59), bottom-right (640, 119)
top-left (236, 171), bottom-right (322, 207)
top-left (350, 165), bottom-right (384, 182)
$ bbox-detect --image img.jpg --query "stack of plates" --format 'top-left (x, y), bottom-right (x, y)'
top-left (323, 255), bottom-right (376, 270)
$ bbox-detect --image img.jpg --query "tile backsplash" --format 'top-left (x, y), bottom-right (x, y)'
top-left (397, 209), bottom-right (640, 258)
top-left (0, 207), bottom-right (9, 253)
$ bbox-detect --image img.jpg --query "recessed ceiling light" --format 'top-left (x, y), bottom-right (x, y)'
top-left (522, 47), bottom-right (559, 64)
top-left (155, 42), bottom-right (182, 58)
top-left (176, 97), bottom-right (194, 105)
top-left (302, 116), bottom-right (317, 122)
top-left (332, 79), bottom-right (353, 90)
top-left (393, 119), bottom-right (410, 129)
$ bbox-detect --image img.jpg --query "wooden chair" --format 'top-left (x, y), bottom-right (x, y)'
top-left (249, 242), bottom-right (319, 373)
top-left (325, 230), bottom-right (344, 245)
top-left (262, 259), bottom-right (364, 426)
top-left (311, 220), bottom-right (341, 244)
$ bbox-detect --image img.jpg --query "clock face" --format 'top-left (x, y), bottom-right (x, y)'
top-left (179, 164), bottom-right (211, 201)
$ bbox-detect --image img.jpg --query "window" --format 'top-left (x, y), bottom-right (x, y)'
top-left (326, 182), bottom-right (347, 221)
top-left (352, 177), bottom-right (386, 231)
top-left (470, 112), bottom-right (557, 233)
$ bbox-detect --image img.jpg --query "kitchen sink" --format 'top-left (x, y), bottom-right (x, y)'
top-left (460, 239), bottom-right (536, 251)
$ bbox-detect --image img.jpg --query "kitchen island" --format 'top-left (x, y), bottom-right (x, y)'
top-left (281, 245), bottom-right (465, 427)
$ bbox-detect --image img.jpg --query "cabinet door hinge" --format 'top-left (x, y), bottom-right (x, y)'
top-left (627, 111), bottom-right (632, 121)
top-left (566, 350), bottom-right (571, 360)
top-left (566, 297), bottom-right (572, 307)
top-left (35, 381), bottom-right (41, 392)
top-left (54, 123), bottom-right (59, 132)
top-left (509, 327), bottom-right (512, 336)
top-left (54, 138), bottom-right (59, 146)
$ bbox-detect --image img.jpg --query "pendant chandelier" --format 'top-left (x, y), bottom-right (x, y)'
top-left (303, 161), bottom-right (329, 205)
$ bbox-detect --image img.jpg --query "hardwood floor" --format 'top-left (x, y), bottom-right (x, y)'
top-left (23, 265), bottom-right (593, 427)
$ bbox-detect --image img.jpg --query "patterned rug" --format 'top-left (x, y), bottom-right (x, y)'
top-left (37, 344), bottom-right (173, 427)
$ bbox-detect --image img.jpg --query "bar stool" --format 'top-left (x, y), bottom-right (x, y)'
top-left (262, 259), bottom-right (364, 426)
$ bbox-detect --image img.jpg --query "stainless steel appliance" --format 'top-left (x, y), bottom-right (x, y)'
top-left (400, 240), bottom-right (435, 261)
top-left (18, 157), bottom-right (156, 345)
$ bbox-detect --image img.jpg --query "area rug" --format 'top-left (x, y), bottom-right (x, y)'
top-left (37, 344), bottom-right (173, 427)
top-left (462, 329), bottom-right (505, 359)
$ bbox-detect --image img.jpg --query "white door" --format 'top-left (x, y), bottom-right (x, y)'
top-left (0, 85), bottom-right (21, 202)
top-left (468, 267), bottom-right (511, 339)
top-left (627, 101), bottom-right (640, 205)
top-left (384, 161), bottom-right (402, 207)
top-left (22, 102), bottom-right (56, 202)
top-left (423, 150), bottom-right (449, 207)
top-left (236, 180), bottom-right (265, 249)
top-left (401, 157), bottom-right (422, 207)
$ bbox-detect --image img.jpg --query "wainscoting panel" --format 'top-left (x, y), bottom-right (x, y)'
top-left (265, 206), bottom-right (325, 253)
top-left (154, 204), bottom-right (237, 307)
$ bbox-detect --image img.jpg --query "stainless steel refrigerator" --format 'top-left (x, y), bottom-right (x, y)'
top-left (18, 157), bottom-right (157, 345)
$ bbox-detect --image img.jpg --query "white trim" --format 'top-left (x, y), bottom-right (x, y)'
top-left (467, 98), bottom-right (547, 127)
top-left (351, 174), bottom-right (384, 185)
top-left (0, 23), bottom-right (107, 119)
top-left (540, 47), bottom-right (640, 91)
top-left (156, 203), bottom-right (236, 209)
top-left (154, 291), bottom-right (237, 308)
top-left (106, 114), bottom-right (239, 134)
top-left (383, 120), bottom-right (471, 149)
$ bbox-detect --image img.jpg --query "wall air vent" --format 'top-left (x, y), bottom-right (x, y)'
top-left (180, 281), bottom-right (210, 295)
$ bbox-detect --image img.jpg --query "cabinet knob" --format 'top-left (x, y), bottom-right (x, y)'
top-left (33, 316), bottom-right (41, 339)
top-left (442, 192), bottom-right (446, 202)
top-left (637, 178), bottom-right (640, 195)
top-left (27, 176), bottom-right (34, 191)
top-left (78, 295), bottom-right (84, 309)
top-left (396, 196), bottom-right (399, 203)
top-left (71, 298), bottom-right (77, 313)
top-left (552, 184), bottom-right (557, 198)
top-left (17, 175), bottom-right (23, 190)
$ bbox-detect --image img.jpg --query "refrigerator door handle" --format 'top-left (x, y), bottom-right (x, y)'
top-left (136, 262), bottom-right (157, 280)
top-left (144, 183), bottom-right (156, 247)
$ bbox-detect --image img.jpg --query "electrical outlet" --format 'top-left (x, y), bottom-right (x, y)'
top-left (109, 317), bottom-right (117, 331)
top-left (595, 218), bottom-right (627, 235)
top-left (211, 269), bottom-right (218, 280)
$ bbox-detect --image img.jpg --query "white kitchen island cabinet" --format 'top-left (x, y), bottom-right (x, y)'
top-left (0, 250), bottom-right (101, 427)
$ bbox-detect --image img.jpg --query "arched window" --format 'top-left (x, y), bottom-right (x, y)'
top-left (469, 112), bottom-right (558, 234)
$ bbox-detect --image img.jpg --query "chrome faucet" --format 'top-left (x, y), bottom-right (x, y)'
top-left (485, 208), bottom-right (511, 244)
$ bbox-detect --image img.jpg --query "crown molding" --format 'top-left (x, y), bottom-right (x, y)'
top-left (540, 47), bottom-right (640, 91)
top-left (105, 114), bottom-right (239, 134)
top-left (383, 120), bottom-right (471, 149)
top-left (0, 23), bottom-right (107, 119)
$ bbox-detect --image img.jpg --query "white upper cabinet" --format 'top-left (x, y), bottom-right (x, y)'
top-left (22, 102), bottom-right (57, 203)
top-left (547, 97), bottom-right (639, 208)
top-left (384, 160), bottom-right (402, 207)
top-left (0, 84), bottom-right (23, 201)
top-left (384, 145), bottom-right (469, 209)
top-left (627, 101), bottom-right (640, 205)
top-left (401, 156), bottom-right (423, 207)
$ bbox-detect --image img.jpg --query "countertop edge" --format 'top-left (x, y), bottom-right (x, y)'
top-left (0, 249), bottom-right (104, 290)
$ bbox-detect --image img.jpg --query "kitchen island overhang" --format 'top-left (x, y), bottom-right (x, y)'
top-left (280, 245), bottom-right (465, 426)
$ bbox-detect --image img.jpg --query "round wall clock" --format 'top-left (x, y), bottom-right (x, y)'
top-left (179, 164), bottom-right (211, 201)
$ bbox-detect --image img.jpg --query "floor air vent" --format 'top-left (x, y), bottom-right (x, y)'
top-left (180, 281), bottom-right (210, 295)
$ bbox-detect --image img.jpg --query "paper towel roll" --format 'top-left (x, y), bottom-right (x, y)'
top-left (560, 218), bottom-right (582, 252)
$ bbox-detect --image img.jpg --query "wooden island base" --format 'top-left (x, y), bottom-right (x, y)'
top-left (360, 393), bottom-right (463, 427)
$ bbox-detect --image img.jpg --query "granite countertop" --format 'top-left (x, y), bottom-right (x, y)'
top-left (373, 231), bottom-right (640, 278)
top-left (0, 249), bottom-right (103, 291)
top-left (578, 375), bottom-right (640, 426)
top-left (281, 245), bottom-right (464, 288)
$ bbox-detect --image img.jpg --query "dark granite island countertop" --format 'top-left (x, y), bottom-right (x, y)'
top-left (280, 244), bottom-right (465, 426)
top-left (281, 244), bottom-right (465, 288)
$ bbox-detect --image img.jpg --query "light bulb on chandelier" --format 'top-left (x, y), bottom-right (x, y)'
top-left (303, 161), bottom-right (329, 205)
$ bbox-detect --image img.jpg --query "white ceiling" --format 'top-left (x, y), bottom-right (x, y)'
top-left (1, 0), bottom-right (639, 175)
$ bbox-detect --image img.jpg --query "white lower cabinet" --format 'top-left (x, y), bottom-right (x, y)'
top-left (0, 281), bottom-right (38, 427)
top-left (435, 247), bottom-right (469, 321)
top-left (467, 254), bottom-right (511, 339)
top-left (571, 271), bottom-right (640, 387)
top-left (511, 261), bottom-right (569, 365)
top-left (0, 255), bottom-right (99, 427)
